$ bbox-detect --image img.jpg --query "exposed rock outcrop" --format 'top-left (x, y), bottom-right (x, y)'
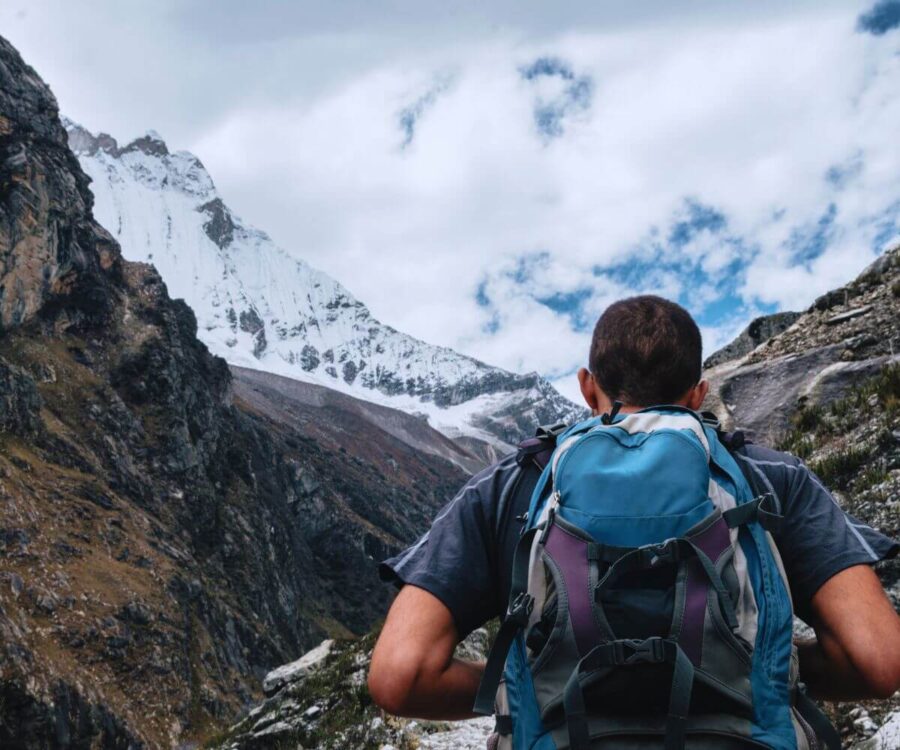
top-left (704, 244), bottom-right (900, 444)
top-left (703, 311), bottom-right (801, 369)
top-left (212, 631), bottom-right (494, 750)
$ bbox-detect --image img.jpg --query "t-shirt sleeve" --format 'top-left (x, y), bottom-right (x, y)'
top-left (378, 455), bottom-right (519, 638)
top-left (738, 446), bottom-right (899, 621)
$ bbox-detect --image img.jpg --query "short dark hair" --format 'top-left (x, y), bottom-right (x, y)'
top-left (589, 295), bottom-right (702, 406)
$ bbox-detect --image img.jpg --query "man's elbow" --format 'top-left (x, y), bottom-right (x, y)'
top-left (857, 652), bottom-right (900, 699)
top-left (367, 660), bottom-right (418, 716)
top-left (862, 666), bottom-right (900, 700)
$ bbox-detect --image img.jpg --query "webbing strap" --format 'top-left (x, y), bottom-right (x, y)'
top-left (516, 422), bottom-right (567, 470)
top-left (586, 541), bottom-right (634, 564)
top-left (562, 638), bottom-right (695, 750)
top-left (665, 645), bottom-right (694, 750)
top-left (473, 527), bottom-right (538, 715)
top-left (794, 685), bottom-right (841, 750)
top-left (722, 494), bottom-right (783, 534)
top-left (493, 714), bottom-right (513, 736)
top-left (595, 538), bottom-right (739, 631)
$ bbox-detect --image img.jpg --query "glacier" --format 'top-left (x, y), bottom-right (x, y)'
top-left (65, 120), bottom-right (584, 450)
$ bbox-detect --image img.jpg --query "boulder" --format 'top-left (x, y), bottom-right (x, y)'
top-left (852, 712), bottom-right (900, 749)
top-left (262, 639), bottom-right (334, 696)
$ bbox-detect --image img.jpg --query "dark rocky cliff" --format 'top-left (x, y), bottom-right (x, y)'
top-left (0, 35), bottom-right (465, 748)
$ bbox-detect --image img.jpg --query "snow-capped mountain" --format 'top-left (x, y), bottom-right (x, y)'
top-left (65, 120), bottom-right (583, 449)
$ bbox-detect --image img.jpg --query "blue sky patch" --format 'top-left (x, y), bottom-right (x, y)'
top-left (869, 199), bottom-right (900, 250)
top-left (535, 288), bottom-right (594, 327)
top-left (475, 279), bottom-right (491, 307)
top-left (397, 76), bottom-right (453, 148)
top-left (520, 56), bottom-right (593, 140)
top-left (825, 152), bottom-right (864, 189)
top-left (857, 0), bottom-right (900, 35)
top-left (785, 202), bottom-right (838, 267)
top-left (473, 187), bottom-right (897, 367)
top-left (668, 199), bottom-right (727, 246)
top-left (589, 199), bottom-right (756, 332)
top-left (521, 57), bottom-right (576, 81)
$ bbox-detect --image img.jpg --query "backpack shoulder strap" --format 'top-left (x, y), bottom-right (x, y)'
top-left (494, 422), bottom-right (567, 535)
top-left (475, 423), bottom-right (568, 716)
top-left (700, 411), bottom-right (765, 498)
top-left (702, 414), bottom-right (784, 534)
top-left (516, 421), bottom-right (567, 471)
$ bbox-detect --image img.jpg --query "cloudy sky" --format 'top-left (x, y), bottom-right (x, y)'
top-left (3, 0), bottom-right (900, 402)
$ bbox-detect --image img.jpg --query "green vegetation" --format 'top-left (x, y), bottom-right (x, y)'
top-left (203, 634), bottom-right (417, 750)
top-left (808, 446), bottom-right (872, 491)
top-left (778, 404), bottom-right (822, 460)
top-left (793, 403), bottom-right (823, 433)
top-left (778, 364), bottom-right (899, 492)
top-left (855, 459), bottom-right (890, 494)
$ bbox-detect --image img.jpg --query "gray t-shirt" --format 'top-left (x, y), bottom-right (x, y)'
top-left (380, 441), bottom-right (898, 638)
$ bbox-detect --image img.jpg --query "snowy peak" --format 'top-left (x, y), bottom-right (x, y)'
top-left (66, 120), bottom-right (584, 447)
top-left (64, 119), bottom-right (169, 159)
top-left (122, 129), bottom-right (168, 157)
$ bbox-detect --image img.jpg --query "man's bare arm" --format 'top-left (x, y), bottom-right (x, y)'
top-left (368, 585), bottom-right (485, 719)
top-left (797, 564), bottom-right (900, 700)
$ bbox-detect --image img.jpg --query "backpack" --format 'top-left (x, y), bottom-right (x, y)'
top-left (475, 406), bottom-right (840, 750)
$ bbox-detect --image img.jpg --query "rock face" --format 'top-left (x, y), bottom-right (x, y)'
top-left (0, 35), bottom-right (469, 748)
top-left (704, 244), bottom-right (900, 444)
top-left (262, 639), bottom-right (335, 697)
top-left (231, 365), bottom-right (487, 475)
top-left (703, 311), bottom-right (801, 369)
top-left (854, 711), bottom-right (900, 750)
top-left (65, 120), bottom-right (584, 451)
top-left (773, 362), bottom-right (900, 748)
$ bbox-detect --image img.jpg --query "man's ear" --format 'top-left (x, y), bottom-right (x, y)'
top-left (578, 368), bottom-right (602, 414)
top-left (685, 379), bottom-right (710, 411)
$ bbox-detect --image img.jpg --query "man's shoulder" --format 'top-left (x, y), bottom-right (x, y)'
top-left (735, 440), bottom-right (803, 468)
top-left (468, 452), bottom-right (520, 483)
top-left (723, 438), bottom-right (810, 502)
top-left (457, 452), bottom-right (521, 505)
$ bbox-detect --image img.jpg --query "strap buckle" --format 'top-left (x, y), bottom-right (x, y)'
top-left (642, 539), bottom-right (678, 567)
top-left (535, 422), bottom-right (568, 439)
top-left (622, 637), bottom-right (668, 665)
top-left (506, 592), bottom-right (534, 627)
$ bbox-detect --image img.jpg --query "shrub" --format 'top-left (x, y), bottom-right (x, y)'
top-left (809, 446), bottom-right (871, 490)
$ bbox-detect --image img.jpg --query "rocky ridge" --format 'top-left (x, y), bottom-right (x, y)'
top-left (704, 244), bottom-right (900, 444)
top-left (703, 311), bottom-right (802, 370)
top-left (0, 34), bottom-right (472, 749)
top-left (64, 120), bottom-right (584, 451)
